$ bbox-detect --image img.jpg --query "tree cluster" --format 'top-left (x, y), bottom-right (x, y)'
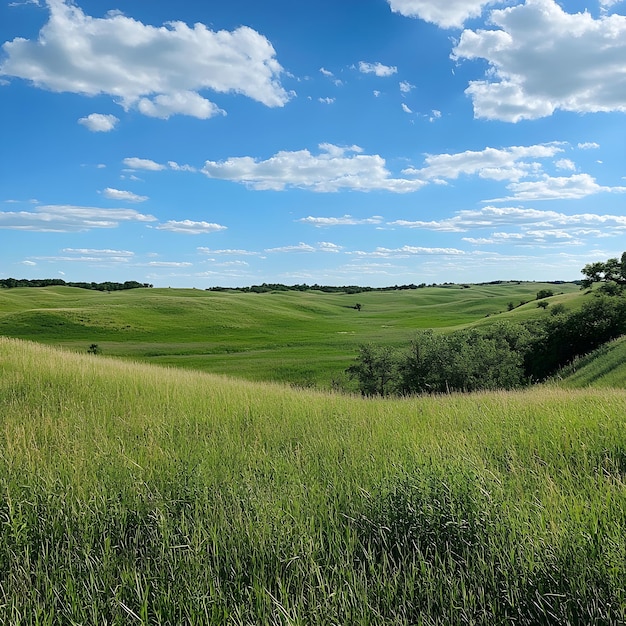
top-left (0, 279), bottom-right (152, 291)
top-left (347, 293), bottom-right (626, 397)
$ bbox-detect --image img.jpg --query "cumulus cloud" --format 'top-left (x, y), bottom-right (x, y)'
top-left (155, 220), bottom-right (227, 234)
top-left (298, 215), bottom-right (384, 227)
top-left (399, 80), bottom-right (415, 93)
top-left (123, 157), bottom-right (166, 171)
top-left (452, 0), bottom-right (626, 121)
top-left (318, 241), bottom-right (343, 253)
top-left (78, 112), bottom-right (119, 132)
top-left (358, 61), bottom-right (398, 77)
top-left (0, 204), bottom-right (156, 232)
top-left (404, 143), bottom-right (564, 183)
top-left (497, 173), bottom-right (626, 202)
top-left (0, 0), bottom-right (290, 119)
top-left (201, 144), bottom-right (426, 192)
top-left (401, 103), bottom-right (413, 113)
top-left (387, 0), bottom-right (494, 28)
top-left (555, 159), bottom-right (576, 171)
top-left (102, 188), bottom-right (148, 202)
top-left (137, 91), bottom-right (225, 120)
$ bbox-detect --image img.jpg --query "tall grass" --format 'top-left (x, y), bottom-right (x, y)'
top-left (1, 337), bottom-right (625, 624)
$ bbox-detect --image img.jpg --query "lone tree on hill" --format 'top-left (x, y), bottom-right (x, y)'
top-left (581, 251), bottom-right (626, 290)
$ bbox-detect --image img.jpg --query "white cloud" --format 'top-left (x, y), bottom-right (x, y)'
top-left (358, 61), bottom-right (398, 77)
top-left (389, 205), bottom-right (626, 236)
top-left (78, 112), bottom-right (119, 132)
top-left (497, 173), bottom-right (626, 202)
top-left (353, 245), bottom-right (465, 258)
top-left (399, 80), bottom-right (415, 93)
top-left (21, 260), bottom-right (37, 265)
top-left (318, 241), bottom-right (343, 253)
top-left (102, 188), bottom-right (148, 202)
top-left (0, 0), bottom-right (290, 118)
top-left (387, 0), bottom-right (494, 28)
top-left (202, 143), bottom-right (426, 192)
top-left (401, 103), bottom-right (413, 113)
top-left (578, 142), bottom-right (600, 150)
top-left (137, 91), bottom-right (225, 120)
top-left (167, 161), bottom-right (197, 172)
top-left (197, 247), bottom-right (259, 256)
top-left (599, 0), bottom-right (624, 10)
top-left (452, 0), bottom-right (626, 121)
top-left (555, 158), bottom-right (576, 171)
top-left (62, 248), bottom-right (134, 256)
top-left (155, 220), bottom-right (227, 234)
top-left (320, 67), bottom-right (334, 77)
top-left (298, 215), bottom-right (383, 227)
top-left (123, 157), bottom-right (166, 171)
top-left (404, 143), bottom-right (564, 182)
top-left (318, 97), bottom-right (335, 104)
top-left (146, 261), bottom-right (193, 267)
top-left (265, 242), bottom-right (317, 253)
top-left (0, 204), bottom-right (156, 232)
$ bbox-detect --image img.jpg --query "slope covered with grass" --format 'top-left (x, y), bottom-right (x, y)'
top-left (1, 337), bottom-right (625, 624)
top-left (0, 282), bottom-right (582, 387)
top-left (555, 335), bottom-right (626, 388)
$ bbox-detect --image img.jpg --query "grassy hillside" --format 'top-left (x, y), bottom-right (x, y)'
top-left (1, 337), bottom-right (625, 623)
top-left (556, 335), bottom-right (626, 388)
top-left (0, 282), bottom-right (582, 387)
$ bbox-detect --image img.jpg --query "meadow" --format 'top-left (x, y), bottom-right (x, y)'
top-left (0, 336), bottom-right (625, 624)
top-left (0, 282), bottom-right (582, 388)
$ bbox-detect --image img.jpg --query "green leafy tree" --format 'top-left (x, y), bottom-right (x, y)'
top-left (346, 344), bottom-right (397, 396)
top-left (581, 251), bottom-right (626, 290)
top-left (536, 289), bottom-right (554, 300)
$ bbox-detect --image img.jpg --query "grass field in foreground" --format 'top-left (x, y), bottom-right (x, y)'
top-left (1, 337), bottom-right (624, 624)
top-left (0, 282), bottom-right (582, 387)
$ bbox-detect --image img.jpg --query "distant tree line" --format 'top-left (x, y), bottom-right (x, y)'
top-left (207, 280), bottom-right (577, 294)
top-left (207, 282), bottom-right (430, 294)
top-left (0, 278), bottom-right (152, 291)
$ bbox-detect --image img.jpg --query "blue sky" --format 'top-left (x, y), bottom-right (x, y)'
top-left (1, 0), bottom-right (625, 287)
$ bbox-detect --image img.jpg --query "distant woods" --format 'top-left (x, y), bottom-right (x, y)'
top-left (0, 279), bottom-right (152, 291)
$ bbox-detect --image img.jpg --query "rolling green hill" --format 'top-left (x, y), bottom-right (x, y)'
top-left (555, 335), bottom-right (626, 388)
top-left (0, 282), bottom-right (582, 387)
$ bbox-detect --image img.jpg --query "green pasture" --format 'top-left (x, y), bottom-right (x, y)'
top-left (0, 282), bottom-right (582, 387)
top-left (0, 337), bottom-right (624, 624)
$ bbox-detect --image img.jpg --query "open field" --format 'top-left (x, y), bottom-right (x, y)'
top-left (0, 336), bottom-right (625, 623)
top-left (0, 282), bottom-right (582, 387)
